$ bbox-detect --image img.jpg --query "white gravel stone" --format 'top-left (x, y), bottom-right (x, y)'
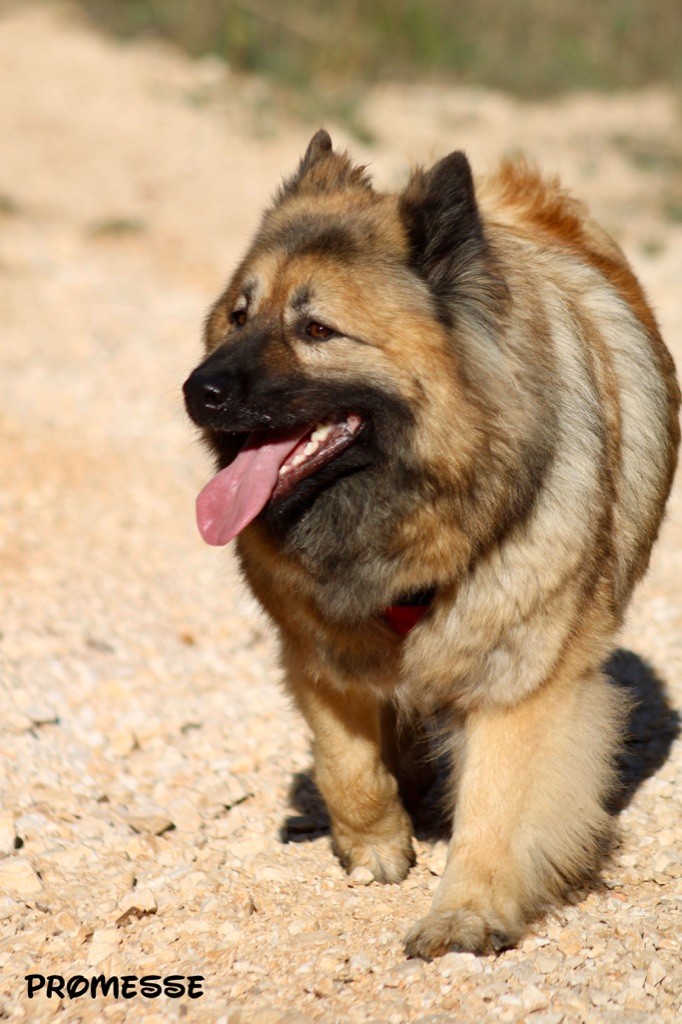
top-left (0, 815), bottom-right (16, 857)
top-left (22, 704), bottom-right (59, 726)
top-left (646, 959), bottom-right (667, 987)
top-left (87, 927), bottom-right (121, 965)
top-left (0, 858), bottom-right (43, 897)
top-left (115, 887), bottom-right (157, 924)
top-left (127, 809), bottom-right (174, 836)
top-left (425, 842), bottom-right (448, 877)
top-left (348, 952), bottom-right (373, 976)
top-left (521, 984), bottom-right (549, 1012)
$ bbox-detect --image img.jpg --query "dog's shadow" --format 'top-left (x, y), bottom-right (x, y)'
top-left (605, 647), bottom-right (680, 811)
top-left (281, 648), bottom-right (680, 844)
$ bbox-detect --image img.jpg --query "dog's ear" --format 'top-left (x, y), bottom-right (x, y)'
top-left (299, 128), bottom-right (334, 176)
top-left (399, 151), bottom-right (508, 329)
top-left (277, 129), bottom-right (374, 202)
top-left (399, 151), bottom-right (480, 282)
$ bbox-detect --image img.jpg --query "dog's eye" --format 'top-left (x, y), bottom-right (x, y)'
top-left (231, 309), bottom-right (247, 328)
top-left (306, 322), bottom-right (335, 341)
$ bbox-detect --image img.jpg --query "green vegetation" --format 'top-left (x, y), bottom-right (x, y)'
top-left (663, 198), bottom-right (682, 223)
top-left (0, 194), bottom-right (21, 216)
top-left (88, 217), bottom-right (148, 237)
top-left (78, 0), bottom-right (682, 97)
top-left (612, 133), bottom-right (682, 174)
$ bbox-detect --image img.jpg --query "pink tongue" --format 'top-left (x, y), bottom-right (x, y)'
top-left (196, 425), bottom-right (312, 546)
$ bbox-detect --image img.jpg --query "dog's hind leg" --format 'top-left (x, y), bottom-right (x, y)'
top-left (380, 703), bottom-right (436, 816)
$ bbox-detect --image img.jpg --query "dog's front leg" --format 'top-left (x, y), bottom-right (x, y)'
top-left (288, 673), bottom-right (415, 883)
top-left (405, 667), bottom-right (626, 957)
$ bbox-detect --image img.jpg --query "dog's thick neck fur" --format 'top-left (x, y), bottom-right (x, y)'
top-left (232, 136), bottom-right (554, 624)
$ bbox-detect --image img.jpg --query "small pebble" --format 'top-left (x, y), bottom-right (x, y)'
top-left (426, 842), bottom-right (448, 877)
top-left (348, 952), bottom-right (372, 976)
top-left (115, 887), bottom-right (157, 924)
top-left (0, 859), bottom-right (43, 897)
top-left (522, 984), bottom-right (549, 1012)
top-left (385, 961), bottom-right (424, 987)
top-left (22, 704), bottom-right (60, 726)
top-left (557, 926), bottom-right (584, 957)
top-left (127, 810), bottom-right (174, 836)
top-left (0, 814), bottom-right (16, 857)
top-left (646, 959), bottom-right (667, 987)
top-left (87, 927), bottom-right (121, 966)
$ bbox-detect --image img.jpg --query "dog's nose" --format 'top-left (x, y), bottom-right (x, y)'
top-left (183, 368), bottom-right (228, 422)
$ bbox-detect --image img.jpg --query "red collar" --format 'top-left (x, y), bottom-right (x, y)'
top-left (384, 603), bottom-right (430, 636)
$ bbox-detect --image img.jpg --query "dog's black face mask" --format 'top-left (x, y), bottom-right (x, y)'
top-left (183, 338), bottom-right (414, 545)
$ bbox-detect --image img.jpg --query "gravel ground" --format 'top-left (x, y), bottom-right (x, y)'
top-left (0, 5), bottom-right (680, 1022)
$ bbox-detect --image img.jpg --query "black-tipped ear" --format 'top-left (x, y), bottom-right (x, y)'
top-left (278, 128), bottom-right (333, 201)
top-left (300, 128), bottom-right (333, 174)
top-left (399, 151), bottom-right (507, 328)
top-left (276, 129), bottom-right (373, 203)
top-left (400, 151), bottom-right (481, 282)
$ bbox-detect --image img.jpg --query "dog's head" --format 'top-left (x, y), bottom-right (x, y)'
top-left (184, 131), bottom-right (508, 572)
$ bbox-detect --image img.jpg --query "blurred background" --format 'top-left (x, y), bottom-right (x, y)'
top-left (83, 0), bottom-right (682, 96)
top-left (74, 0), bottom-right (682, 225)
top-left (1, 3), bottom-right (681, 1021)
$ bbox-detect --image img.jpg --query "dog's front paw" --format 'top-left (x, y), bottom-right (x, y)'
top-left (404, 906), bottom-right (521, 959)
top-left (338, 835), bottom-right (416, 884)
top-left (333, 808), bottom-right (415, 884)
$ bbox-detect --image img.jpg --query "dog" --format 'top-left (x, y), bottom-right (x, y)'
top-left (183, 130), bottom-right (679, 957)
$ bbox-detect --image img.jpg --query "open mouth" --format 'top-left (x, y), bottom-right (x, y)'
top-left (196, 413), bottom-right (364, 546)
top-left (272, 415), bottom-right (364, 501)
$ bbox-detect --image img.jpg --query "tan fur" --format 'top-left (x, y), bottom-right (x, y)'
top-left (191, 136), bottom-right (680, 957)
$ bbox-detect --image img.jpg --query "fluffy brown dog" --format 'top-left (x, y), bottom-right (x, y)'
top-left (183, 130), bottom-right (679, 957)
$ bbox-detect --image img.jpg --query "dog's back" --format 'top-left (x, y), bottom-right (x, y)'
top-left (479, 161), bottom-right (680, 609)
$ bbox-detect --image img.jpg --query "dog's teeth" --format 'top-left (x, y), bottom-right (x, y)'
top-left (311, 423), bottom-right (333, 442)
top-left (277, 416), bottom-right (360, 481)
